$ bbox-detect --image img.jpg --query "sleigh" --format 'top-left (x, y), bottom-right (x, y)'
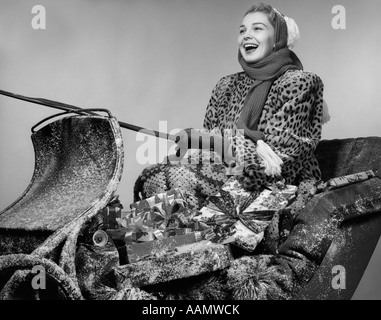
top-left (0, 110), bottom-right (380, 300)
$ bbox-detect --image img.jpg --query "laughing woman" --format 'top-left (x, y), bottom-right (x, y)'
top-left (133, 2), bottom-right (325, 211)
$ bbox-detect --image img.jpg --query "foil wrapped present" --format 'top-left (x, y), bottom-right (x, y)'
top-left (126, 232), bottom-right (203, 264)
top-left (324, 170), bottom-right (375, 190)
top-left (221, 178), bottom-right (297, 211)
top-left (130, 189), bottom-right (186, 215)
top-left (124, 189), bottom-right (205, 263)
top-left (193, 178), bottom-right (297, 252)
top-left (115, 242), bottom-right (233, 288)
top-left (126, 189), bottom-right (193, 243)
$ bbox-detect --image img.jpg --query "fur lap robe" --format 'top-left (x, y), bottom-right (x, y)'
top-left (139, 181), bottom-right (338, 300)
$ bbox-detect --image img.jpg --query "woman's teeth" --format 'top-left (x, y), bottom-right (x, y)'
top-left (244, 43), bottom-right (258, 53)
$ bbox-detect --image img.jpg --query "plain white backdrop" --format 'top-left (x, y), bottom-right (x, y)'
top-left (0, 0), bottom-right (380, 299)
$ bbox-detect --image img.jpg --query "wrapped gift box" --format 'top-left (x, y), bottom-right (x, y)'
top-left (221, 177), bottom-right (297, 211)
top-left (192, 178), bottom-right (298, 252)
top-left (128, 188), bottom-right (197, 233)
top-left (125, 189), bottom-right (205, 263)
top-left (126, 231), bottom-right (202, 263)
top-left (114, 241), bottom-right (233, 288)
top-left (130, 189), bottom-right (186, 215)
top-left (193, 206), bottom-right (269, 250)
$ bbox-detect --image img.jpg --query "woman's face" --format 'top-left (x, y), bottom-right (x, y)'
top-left (238, 12), bottom-right (275, 63)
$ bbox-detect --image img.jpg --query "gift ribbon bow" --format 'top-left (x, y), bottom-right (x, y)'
top-left (207, 189), bottom-right (276, 237)
top-left (125, 190), bottom-right (188, 243)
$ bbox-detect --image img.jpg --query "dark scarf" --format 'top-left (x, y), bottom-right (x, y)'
top-left (237, 48), bottom-right (303, 142)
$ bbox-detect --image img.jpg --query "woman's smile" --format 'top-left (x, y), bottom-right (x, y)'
top-left (243, 43), bottom-right (259, 54)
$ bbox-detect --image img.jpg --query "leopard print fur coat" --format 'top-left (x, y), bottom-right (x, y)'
top-left (134, 69), bottom-right (324, 209)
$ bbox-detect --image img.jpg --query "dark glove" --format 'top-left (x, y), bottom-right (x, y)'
top-left (171, 128), bottom-right (233, 164)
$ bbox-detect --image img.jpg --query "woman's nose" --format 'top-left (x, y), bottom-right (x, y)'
top-left (243, 31), bottom-right (253, 40)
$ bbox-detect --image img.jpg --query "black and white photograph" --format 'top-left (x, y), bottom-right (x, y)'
top-left (0, 0), bottom-right (380, 304)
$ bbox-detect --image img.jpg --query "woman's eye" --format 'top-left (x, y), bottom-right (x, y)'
top-left (254, 27), bottom-right (263, 31)
top-left (239, 29), bottom-right (245, 34)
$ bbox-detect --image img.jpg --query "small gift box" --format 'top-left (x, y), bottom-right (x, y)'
top-left (115, 242), bottom-right (233, 288)
top-left (130, 189), bottom-right (187, 215)
top-left (194, 190), bottom-right (273, 250)
top-left (221, 177), bottom-right (297, 211)
top-left (193, 178), bottom-right (297, 252)
top-left (324, 170), bottom-right (375, 190)
top-left (127, 189), bottom-right (191, 241)
top-left (124, 189), bottom-right (204, 263)
top-left (126, 231), bottom-right (203, 264)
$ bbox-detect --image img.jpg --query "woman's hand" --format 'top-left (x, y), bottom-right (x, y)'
top-left (174, 128), bottom-right (210, 159)
top-left (168, 128), bottom-right (235, 164)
